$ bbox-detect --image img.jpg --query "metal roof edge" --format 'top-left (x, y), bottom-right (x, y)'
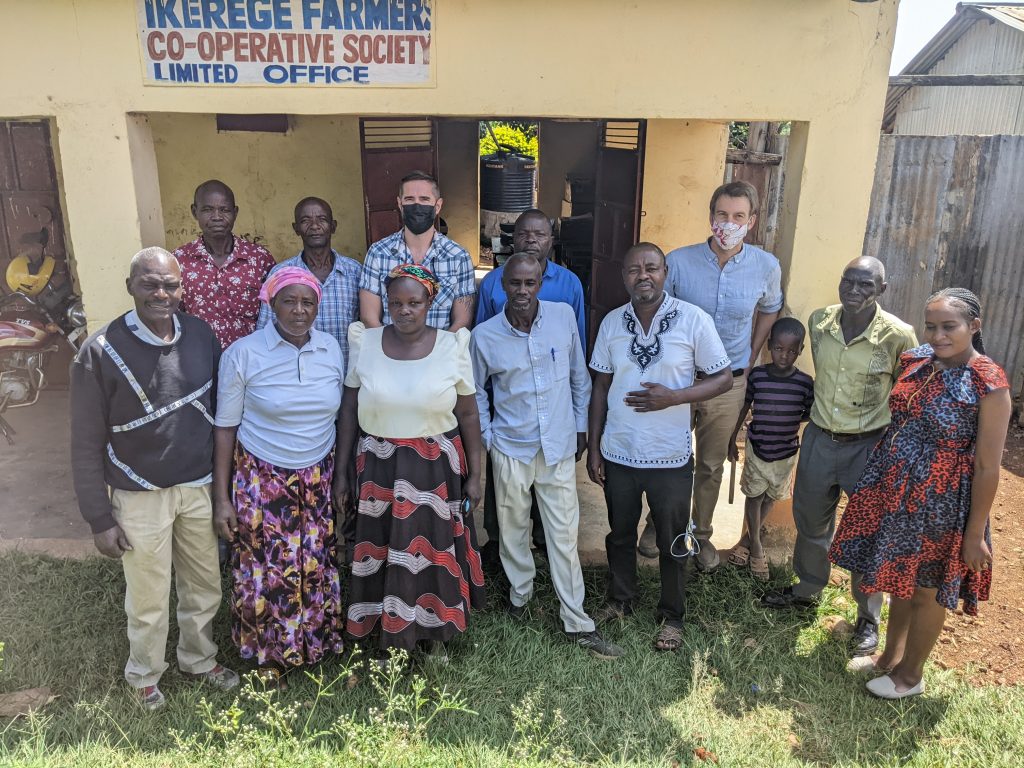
top-left (882, 4), bottom-right (1024, 131)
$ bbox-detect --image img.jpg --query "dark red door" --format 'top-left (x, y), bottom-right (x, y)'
top-left (588, 120), bottom-right (646, 352)
top-left (359, 118), bottom-right (438, 248)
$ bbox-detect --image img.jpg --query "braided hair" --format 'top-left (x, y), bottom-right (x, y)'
top-left (926, 287), bottom-right (985, 354)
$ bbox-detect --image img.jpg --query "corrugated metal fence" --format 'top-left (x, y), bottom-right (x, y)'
top-left (864, 134), bottom-right (1024, 393)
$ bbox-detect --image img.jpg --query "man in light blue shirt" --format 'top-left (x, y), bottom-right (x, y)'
top-left (662, 181), bottom-right (783, 571)
top-left (471, 254), bottom-right (622, 659)
top-left (256, 197), bottom-right (361, 372)
top-left (477, 209), bottom-right (586, 561)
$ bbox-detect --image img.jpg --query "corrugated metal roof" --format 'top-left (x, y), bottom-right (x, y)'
top-left (883, 4), bottom-right (1024, 131)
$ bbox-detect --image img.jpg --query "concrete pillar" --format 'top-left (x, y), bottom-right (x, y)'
top-left (54, 108), bottom-right (164, 330)
top-left (639, 119), bottom-right (728, 252)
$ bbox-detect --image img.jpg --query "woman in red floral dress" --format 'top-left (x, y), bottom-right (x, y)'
top-left (829, 288), bottom-right (1011, 699)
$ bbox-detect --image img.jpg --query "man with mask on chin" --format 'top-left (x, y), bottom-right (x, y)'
top-left (648, 181), bottom-right (783, 572)
top-left (359, 170), bottom-right (476, 331)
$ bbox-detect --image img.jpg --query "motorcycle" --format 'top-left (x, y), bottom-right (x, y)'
top-left (0, 252), bottom-right (87, 444)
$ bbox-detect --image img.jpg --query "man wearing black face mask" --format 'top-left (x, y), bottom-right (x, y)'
top-left (359, 171), bottom-right (476, 331)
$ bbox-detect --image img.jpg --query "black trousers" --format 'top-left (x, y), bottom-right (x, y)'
top-left (603, 458), bottom-right (694, 627)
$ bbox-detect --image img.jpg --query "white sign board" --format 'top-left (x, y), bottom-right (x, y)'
top-left (137, 0), bottom-right (433, 86)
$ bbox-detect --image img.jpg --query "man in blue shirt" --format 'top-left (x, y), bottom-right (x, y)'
top-left (475, 209), bottom-right (586, 342)
top-left (472, 254), bottom-right (622, 659)
top-left (659, 181), bottom-right (783, 572)
top-left (475, 209), bottom-right (587, 564)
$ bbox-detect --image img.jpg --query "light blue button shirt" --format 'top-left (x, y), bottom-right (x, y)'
top-left (215, 323), bottom-right (344, 469)
top-left (470, 301), bottom-right (591, 466)
top-left (666, 240), bottom-right (783, 370)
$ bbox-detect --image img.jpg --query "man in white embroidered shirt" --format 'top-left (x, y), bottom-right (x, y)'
top-left (588, 243), bottom-right (732, 652)
top-left (471, 254), bottom-right (623, 659)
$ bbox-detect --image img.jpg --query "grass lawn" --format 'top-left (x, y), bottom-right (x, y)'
top-left (0, 550), bottom-right (1021, 767)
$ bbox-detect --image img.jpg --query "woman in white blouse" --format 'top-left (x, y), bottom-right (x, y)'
top-left (212, 267), bottom-right (345, 688)
top-left (333, 264), bottom-right (485, 662)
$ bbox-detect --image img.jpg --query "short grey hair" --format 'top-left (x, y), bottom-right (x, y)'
top-left (129, 246), bottom-right (177, 278)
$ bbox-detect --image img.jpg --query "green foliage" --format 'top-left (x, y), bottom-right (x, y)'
top-left (480, 122), bottom-right (538, 158)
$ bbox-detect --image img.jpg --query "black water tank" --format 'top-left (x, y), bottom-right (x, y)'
top-left (480, 149), bottom-right (536, 212)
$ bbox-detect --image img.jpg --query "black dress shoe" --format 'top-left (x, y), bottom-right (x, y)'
top-left (760, 586), bottom-right (819, 610)
top-left (506, 601), bottom-right (529, 621)
top-left (850, 617), bottom-right (879, 657)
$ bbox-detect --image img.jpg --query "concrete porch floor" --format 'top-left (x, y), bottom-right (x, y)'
top-left (0, 390), bottom-right (794, 565)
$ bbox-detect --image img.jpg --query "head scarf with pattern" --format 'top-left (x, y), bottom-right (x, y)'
top-left (385, 264), bottom-right (441, 299)
top-left (259, 266), bottom-right (322, 305)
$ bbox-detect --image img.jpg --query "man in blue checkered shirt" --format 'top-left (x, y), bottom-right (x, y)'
top-left (359, 171), bottom-right (476, 331)
top-left (256, 197), bottom-right (361, 371)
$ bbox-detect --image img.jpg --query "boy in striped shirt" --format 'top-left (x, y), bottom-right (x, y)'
top-left (727, 317), bottom-right (814, 580)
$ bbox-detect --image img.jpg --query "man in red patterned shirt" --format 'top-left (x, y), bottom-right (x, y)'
top-left (174, 180), bottom-right (276, 349)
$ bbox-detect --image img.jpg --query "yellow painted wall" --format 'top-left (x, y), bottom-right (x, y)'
top-left (437, 120), bottom-right (480, 265)
top-left (149, 113), bottom-right (366, 263)
top-left (639, 120), bottom-right (730, 253)
top-left (0, 0), bottom-right (899, 329)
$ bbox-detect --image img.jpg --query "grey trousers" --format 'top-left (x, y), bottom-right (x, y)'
top-left (791, 422), bottom-right (883, 624)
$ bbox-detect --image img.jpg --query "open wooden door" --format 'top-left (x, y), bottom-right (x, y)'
top-left (588, 120), bottom-right (646, 352)
top-left (360, 118), bottom-right (438, 247)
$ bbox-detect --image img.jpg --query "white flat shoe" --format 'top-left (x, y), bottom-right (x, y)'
top-left (865, 674), bottom-right (924, 699)
top-left (846, 655), bottom-right (879, 674)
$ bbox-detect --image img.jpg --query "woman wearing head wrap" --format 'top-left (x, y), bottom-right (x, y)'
top-left (334, 264), bottom-right (485, 663)
top-left (829, 288), bottom-right (1011, 699)
top-left (212, 266), bottom-right (346, 687)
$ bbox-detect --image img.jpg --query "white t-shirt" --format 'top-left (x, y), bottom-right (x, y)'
top-left (345, 323), bottom-right (476, 438)
top-left (589, 293), bottom-right (730, 468)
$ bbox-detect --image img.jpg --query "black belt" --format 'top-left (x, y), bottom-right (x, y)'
top-left (696, 368), bottom-right (745, 380)
top-left (816, 425), bottom-right (885, 443)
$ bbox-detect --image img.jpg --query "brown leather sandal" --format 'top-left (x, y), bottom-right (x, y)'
top-left (654, 624), bottom-right (683, 652)
top-left (727, 544), bottom-right (750, 567)
top-left (749, 553), bottom-right (770, 581)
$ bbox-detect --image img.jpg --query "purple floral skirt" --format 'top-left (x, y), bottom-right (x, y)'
top-left (230, 443), bottom-right (344, 667)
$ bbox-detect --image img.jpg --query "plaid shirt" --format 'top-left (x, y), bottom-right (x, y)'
top-left (256, 250), bottom-right (362, 372)
top-left (174, 235), bottom-right (276, 349)
top-left (359, 230), bottom-right (475, 330)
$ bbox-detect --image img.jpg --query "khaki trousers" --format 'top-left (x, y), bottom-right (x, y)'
top-left (490, 450), bottom-right (594, 633)
top-left (691, 375), bottom-right (747, 541)
top-left (111, 484), bottom-right (221, 688)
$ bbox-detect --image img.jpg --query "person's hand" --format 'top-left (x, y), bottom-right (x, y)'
top-left (575, 432), bottom-right (587, 462)
top-left (728, 439), bottom-right (740, 463)
top-left (332, 474), bottom-right (351, 515)
top-left (624, 382), bottom-right (679, 412)
top-left (587, 451), bottom-right (605, 487)
top-left (93, 525), bottom-right (132, 559)
top-left (961, 534), bottom-right (993, 573)
top-left (464, 473), bottom-right (483, 512)
top-left (213, 496), bottom-right (238, 542)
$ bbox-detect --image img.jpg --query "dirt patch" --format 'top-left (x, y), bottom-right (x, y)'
top-left (932, 426), bottom-right (1024, 686)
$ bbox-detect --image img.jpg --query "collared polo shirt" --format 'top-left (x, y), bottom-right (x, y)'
top-left (470, 301), bottom-right (590, 466)
top-left (590, 293), bottom-right (730, 468)
top-left (360, 229), bottom-right (475, 330)
top-left (807, 303), bottom-right (917, 434)
top-left (475, 259), bottom-right (587, 346)
top-left (666, 239), bottom-right (783, 369)
top-left (256, 250), bottom-right (361, 372)
top-left (215, 323), bottom-right (344, 469)
top-left (175, 235), bottom-right (276, 349)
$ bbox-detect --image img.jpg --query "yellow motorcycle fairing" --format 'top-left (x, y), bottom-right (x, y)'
top-left (5, 255), bottom-right (56, 297)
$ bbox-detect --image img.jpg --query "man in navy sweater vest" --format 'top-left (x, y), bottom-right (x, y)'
top-left (70, 247), bottom-right (239, 711)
